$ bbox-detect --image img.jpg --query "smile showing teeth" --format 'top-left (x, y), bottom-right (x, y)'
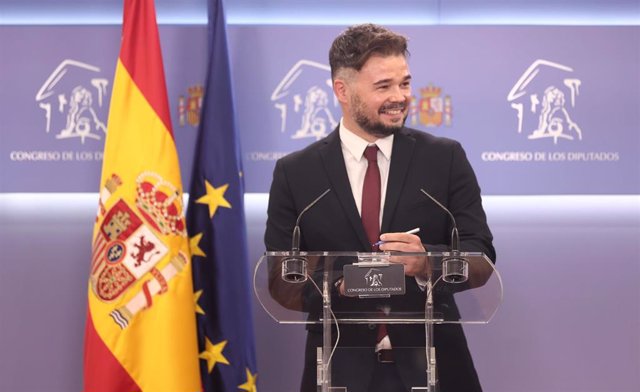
top-left (381, 108), bottom-right (403, 115)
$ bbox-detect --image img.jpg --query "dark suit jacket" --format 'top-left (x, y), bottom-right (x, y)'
top-left (265, 127), bottom-right (495, 392)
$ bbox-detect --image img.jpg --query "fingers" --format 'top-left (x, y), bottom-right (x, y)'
top-left (380, 241), bottom-right (421, 252)
top-left (377, 232), bottom-right (427, 277)
top-left (387, 255), bottom-right (428, 277)
top-left (378, 233), bottom-right (424, 252)
top-left (379, 232), bottom-right (419, 243)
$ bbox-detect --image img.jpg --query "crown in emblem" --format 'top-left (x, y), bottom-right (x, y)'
top-left (105, 173), bottom-right (123, 193)
top-left (421, 85), bottom-right (442, 98)
top-left (188, 85), bottom-right (204, 98)
top-left (135, 172), bottom-right (186, 236)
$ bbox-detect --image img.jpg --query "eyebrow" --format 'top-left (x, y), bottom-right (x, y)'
top-left (372, 74), bottom-right (412, 86)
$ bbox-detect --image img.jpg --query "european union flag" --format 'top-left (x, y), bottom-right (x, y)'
top-left (186, 0), bottom-right (258, 390)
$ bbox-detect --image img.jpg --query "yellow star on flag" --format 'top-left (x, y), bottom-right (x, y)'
top-left (199, 338), bottom-right (230, 373)
top-left (238, 368), bottom-right (258, 392)
top-left (194, 290), bottom-right (205, 315)
top-left (189, 232), bottom-right (206, 258)
top-left (196, 180), bottom-right (231, 218)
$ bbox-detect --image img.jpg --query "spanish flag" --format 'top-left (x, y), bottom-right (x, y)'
top-left (83, 0), bottom-right (200, 390)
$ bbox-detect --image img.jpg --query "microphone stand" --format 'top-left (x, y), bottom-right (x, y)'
top-left (425, 279), bottom-right (437, 391)
top-left (320, 268), bottom-right (331, 392)
top-left (281, 189), bottom-right (331, 283)
top-left (420, 189), bottom-right (468, 284)
top-left (276, 189), bottom-right (333, 390)
top-left (420, 188), bottom-right (470, 392)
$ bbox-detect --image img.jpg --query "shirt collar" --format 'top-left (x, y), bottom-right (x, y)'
top-left (339, 119), bottom-right (394, 162)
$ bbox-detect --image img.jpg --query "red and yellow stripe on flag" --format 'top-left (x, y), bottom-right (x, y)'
top-left (83, 0), bottom-right (200, 391)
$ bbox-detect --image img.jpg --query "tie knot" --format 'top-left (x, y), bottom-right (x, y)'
top-left (364, 145), bottom-right (379, 163)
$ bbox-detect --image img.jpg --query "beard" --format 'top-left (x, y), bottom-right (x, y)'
top-left (350, 93), bottom-right (407, 138)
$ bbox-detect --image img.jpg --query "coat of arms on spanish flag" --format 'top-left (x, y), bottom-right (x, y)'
top-left (83, 0), bottom-right (200, 390)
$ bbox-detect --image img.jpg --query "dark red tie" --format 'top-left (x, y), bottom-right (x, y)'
top-left (361, 145), bottom-right (381, 249)
top-left (361, 146), bottom-right (389, 346)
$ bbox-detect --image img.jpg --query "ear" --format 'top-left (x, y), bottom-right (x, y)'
top-left (333, 78), bottom-right (349, 104)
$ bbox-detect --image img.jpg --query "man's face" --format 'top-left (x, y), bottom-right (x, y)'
top-left (341, 54), bottom-right (412, 140)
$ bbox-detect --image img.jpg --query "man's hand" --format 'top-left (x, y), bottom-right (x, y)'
top-left (378, 232), bottom-right (429, 277)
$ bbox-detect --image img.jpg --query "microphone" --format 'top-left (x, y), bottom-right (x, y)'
top-left (420, 188), bottom-right (468, 283)
top-left (282, 188), bottom-right (331, 283)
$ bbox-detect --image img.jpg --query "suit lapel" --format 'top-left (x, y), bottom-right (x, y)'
top-left (381, 128), bottom-right (416, 233)
top-left (319, 130), bottom-right (372, 250)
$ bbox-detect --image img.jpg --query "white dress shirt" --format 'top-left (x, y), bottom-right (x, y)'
top-left (339, 121), bottom-right (396, 351)
top-left (339, 120), bottom-right (428, 351)
top-left (339, 120), bottom-right (394, 227)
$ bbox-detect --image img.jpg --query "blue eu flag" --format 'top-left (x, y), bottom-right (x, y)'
top-left (186, 0), bottom-right (258, 390)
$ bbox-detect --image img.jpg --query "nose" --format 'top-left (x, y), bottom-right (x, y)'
top-left (389, 93), bottom-right (402, 103)
top-left (385, 90), bottom-right (404, 106)
top-left (388, 84), bottom-right (410, 103)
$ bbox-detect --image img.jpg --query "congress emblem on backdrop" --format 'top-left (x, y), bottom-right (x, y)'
top-left (271, 60), bottom-right (340, 141)
top-left (35, 59), bottom-right (109, 144)
top-left (507, 59), bottom-right (583, 144)
top-left (408, 84), bottom-right (453, 128)
top-left (177, 84), bottom-right (204, 128)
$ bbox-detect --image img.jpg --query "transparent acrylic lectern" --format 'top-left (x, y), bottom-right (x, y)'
top-left (254, 251), bottom-right (502, 392)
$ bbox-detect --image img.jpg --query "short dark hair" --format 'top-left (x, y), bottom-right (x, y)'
top-left (329, 24), bottom-right (409, 79)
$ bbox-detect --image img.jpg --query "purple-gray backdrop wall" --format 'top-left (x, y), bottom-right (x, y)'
top-left (2, 26), bottom-right (639, 195)
top-left (0, 24), bottom-right (639, 391)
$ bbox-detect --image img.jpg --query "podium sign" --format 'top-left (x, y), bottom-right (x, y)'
top-left (343, 262), bottom-right (405, 297)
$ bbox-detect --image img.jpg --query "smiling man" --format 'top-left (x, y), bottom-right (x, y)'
top-left (265, 24), bottom-right (495, 392)
top-left (331, 30), bottom-right (412, 140)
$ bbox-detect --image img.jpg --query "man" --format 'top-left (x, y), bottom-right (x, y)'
top-left (265, 24), bottom-right (495, 392)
